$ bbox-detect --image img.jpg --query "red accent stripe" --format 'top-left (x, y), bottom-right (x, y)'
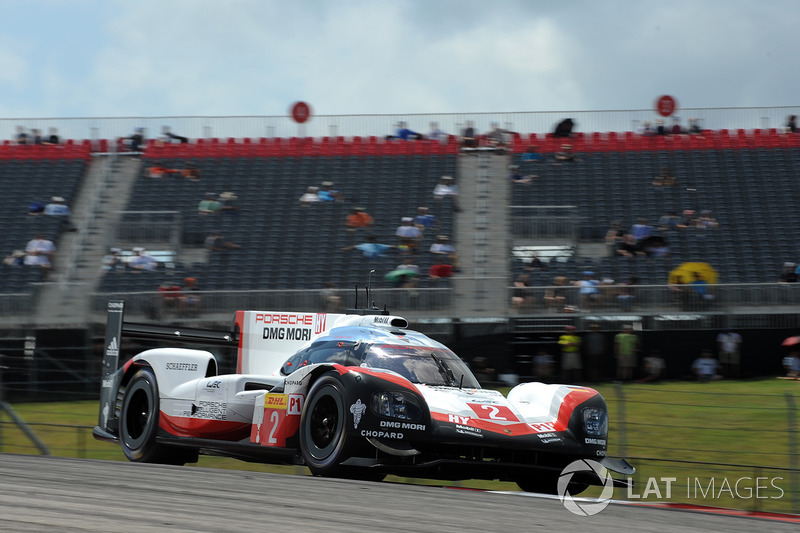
top-left (159, 411), bottom-right (251, 440)
top-left (332, 364), bottom-right (419, 392)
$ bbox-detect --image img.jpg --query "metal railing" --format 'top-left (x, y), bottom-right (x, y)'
top-left (2, 106), bottom-right (799, 145)
top-left (60, 281), bottom-right (800, 325)
top-left (510, 205), bottom-right (580, 241)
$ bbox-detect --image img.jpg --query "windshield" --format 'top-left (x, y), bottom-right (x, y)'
top-left (362, 344), bottom-right (481, 388)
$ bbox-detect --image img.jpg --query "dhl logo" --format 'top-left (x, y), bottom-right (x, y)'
top-left (263, 394), bottom-right (288, 409)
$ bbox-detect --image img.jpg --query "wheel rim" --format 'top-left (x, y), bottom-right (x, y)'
top-left (309, 394), bottom-right (339, 451)
top-left (126, 388), bottom-right (151, 440)
top-left (303, 383), bottom-right (345, 463)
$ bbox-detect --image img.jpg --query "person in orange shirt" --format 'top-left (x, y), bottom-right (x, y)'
top-left (346, 207), bottom-right (373, 233)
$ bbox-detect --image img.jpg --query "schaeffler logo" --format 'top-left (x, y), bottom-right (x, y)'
top-left (558, 459), bottom-right (614, 516)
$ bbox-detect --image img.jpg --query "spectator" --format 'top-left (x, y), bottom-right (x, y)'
top-left (43, 196), bottom-right (76, 232)
top-left (428, 255), bottom-right (454, 281)
top-left (28, 199), bottom-right (45, 216)
top-left (630, 218), bottom-right (654, 243)
top-left (198, 192), bottom-right (221, 215)
top-left (553, 118), bottom-right (575, 138)
top-left (485, 122), bottom-right (515, 152)
top-left (717, 329), bottom-right (742, 378)
top-left (787, 115), bottom-right (798, 134)
top-left (299, 186), bottom-right (320, 207)
top-left (688, 118), bottom-right (702, 135)
top-left (204, 230), bottom-right (241, 253)
top-left (522, 252), bottom-right (547, 272)
top-left (639, 235), bottom-right (670, 259)
top-left (658, 210), bottom-right (682, 232)
top-left (101, 248), bottom-right (123, 272)
top-left (429, 234), bottom-right (458, 267)
top-left (395, 217), bottom-right (422, 245)
top-left (390, 121), bottom-right (422, 141)
top-left (509, 165), bottom-right (535, 185)
top-left (689, 271), bottom-right (714, 307)
top-left (779, 262), bottom-right (798, 283)
top-left (655, 119), bottom-right (667, 135)
top-left (554, 143), bottom-right (577, 164)
top-left (573, 270), bottom-right (600, 310)
top-left (160, 125), bottom-right (189, 144)
top-left (670, 117), bottom-right (684, 135)
top-left (43, 128), bottom-right (60, 145)
top-left (181, 162), bottom-right (202, 181)
top-left (696, 210), bottom-right (719, 230)
top-left (605, 221), bottom-right (626, 257)
top-left (783, 349), bottom-right (800, 379)
top-left (558, 325), bottom-right (582, 382)
top-left (533, 349), bottom-right (556, 380)
top-left (583, 323), bottom-right (606, 383)
top-left (638, 350), bottom-right (666, 383)
top-left (433, 175), bottom-right (461, 212)
top-left (218, 191), bottom-right (240, 214)
top-left (129, 247), bottom-right (158, 272)
top-left (427, 122), bottom-right (447, 143)
top-left (680, 209), bottom-right (698, 229)
top-left (3, 250), bottom-right (25, 266)
top-left (385, 257), bottom-right (420, 287)
top-left (346, 207), bottom-right (374, 233)
top-left (31, 129), bottom-right (44, 145)
top-left (342, 235), bottom-right (396, 259)
top-left (616, 276), bottom-right (639, 311)
top-left (637, 121), bottom-right (654, 136)
top-left (178, 277), bottom-right (201, 316)
top-left (321, 282), bottom-right (342, 312)
top-left (15, 126), bottom-right (29, 145)
top-left (692, 350), bottom-right (720, 382)
top-left (317, 181), bottom-right (340, 202)
top-left (24, 233), bottom-right (56, 274)
top-left (123, 128), bottom-right (145, 152)
top-left (544, 276), bottom-right (569, 312)
top-left (652, 167), bottom-right (677, 187)
top-left (520, 145), bottom-right (543, 163)
top-left (614, 324), bottom-right (639, 381)
top-left (460, 121), bottom-right (478, 150)
top-left (413, 206), bottom-right (438, 235)
top-left (615, 233), bottom-right (642, 258)
top-left (511, 273), bottom-right (534, 312)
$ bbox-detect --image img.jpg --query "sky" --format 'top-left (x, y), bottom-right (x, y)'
top-left (0, 0), bottom-right (798, 120)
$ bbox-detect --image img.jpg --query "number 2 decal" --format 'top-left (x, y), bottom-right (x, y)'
top-left (467, 403), bottom-right (520, 422)
top-left (268, 410), bottom-right (280, 444)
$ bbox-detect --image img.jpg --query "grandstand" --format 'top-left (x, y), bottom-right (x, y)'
top-left (1, 119), bottom-right (800, 384)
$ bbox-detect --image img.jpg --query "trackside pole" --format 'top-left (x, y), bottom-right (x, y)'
top-left (98, 300), bottom-right (125, 432)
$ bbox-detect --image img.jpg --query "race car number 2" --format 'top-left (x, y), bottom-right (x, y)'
top-left (466, 403), bottom-right (519, 422)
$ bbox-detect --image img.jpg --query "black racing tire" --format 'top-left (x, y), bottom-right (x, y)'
top-left (299, 373), bottom-right (352, 476)
top-left (119, 368), bottom-right (194, 465)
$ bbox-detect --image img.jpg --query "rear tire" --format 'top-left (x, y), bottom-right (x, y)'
top-left (119, 368), bottom-right (194, 465)
top-left (299, 374), bottom-right (352, 476)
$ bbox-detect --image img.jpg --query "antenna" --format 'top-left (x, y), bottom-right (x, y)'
top-left (368, 269), bottom-right (376, 309)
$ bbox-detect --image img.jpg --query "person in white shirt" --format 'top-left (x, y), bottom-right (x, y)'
top-left (692, 351), bottom-right (719, 382)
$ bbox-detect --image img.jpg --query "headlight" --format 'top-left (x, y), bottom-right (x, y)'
top-left (582, 408), bottom-right (608, 436)
top-left (371, 391), bottom-right (423, 421)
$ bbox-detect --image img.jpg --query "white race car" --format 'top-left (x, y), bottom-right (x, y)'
top-left (94, 299), bottom-right (633, 493)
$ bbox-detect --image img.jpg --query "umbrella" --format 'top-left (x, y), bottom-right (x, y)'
top-left (384, 269), bottom-right (419, 282)
top-left (782, 336), bottom-right (800, 347)
top-left (668, 262), bottom-right (718, 285)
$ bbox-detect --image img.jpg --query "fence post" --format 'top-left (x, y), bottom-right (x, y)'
top-left (785, 392), bottom-right (798, 514)
top-left (614, 382), bottom-right (627, 459)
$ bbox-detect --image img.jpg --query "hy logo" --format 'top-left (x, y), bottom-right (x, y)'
top-left (558, 459), bottom-right (614, 516)
top-left (106, 336), bottom-right (119, 357)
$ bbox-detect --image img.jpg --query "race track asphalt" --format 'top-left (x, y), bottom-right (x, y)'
top-left (0, 454), bottom-right (797, 532)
